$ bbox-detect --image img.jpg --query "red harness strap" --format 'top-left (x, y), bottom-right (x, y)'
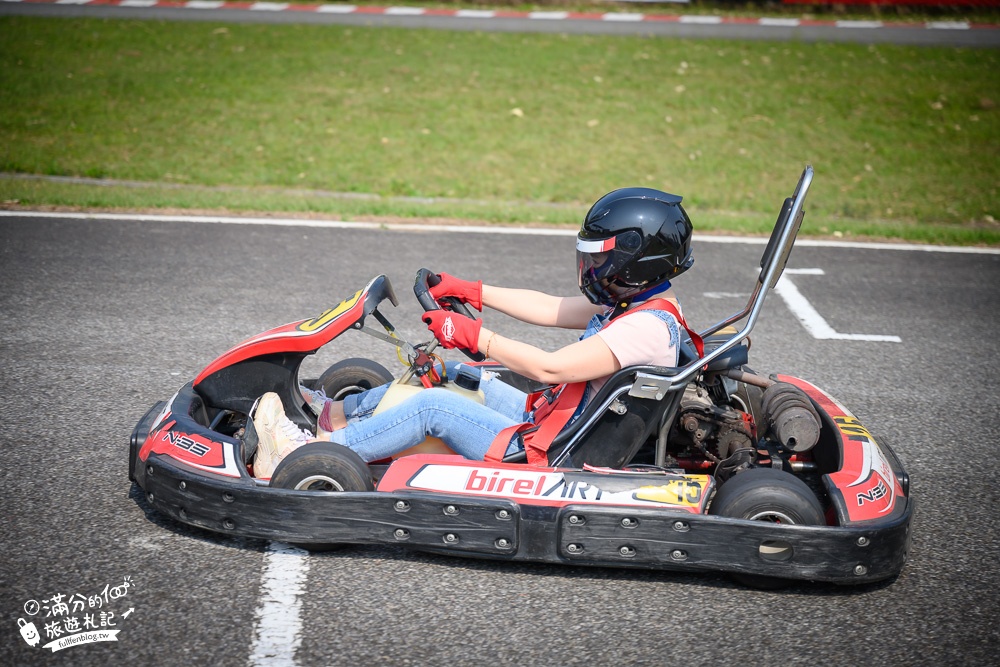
top-left (485, 382), bottom-right (587, 465)
top-left (484, 298), bottom-right (702, 466)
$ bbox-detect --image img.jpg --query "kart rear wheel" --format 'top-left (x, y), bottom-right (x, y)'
top-left (270, 442), bottom-right (375, 551)
top-left (709, 467), bottom-right (825, 590)
top-left (315, 358), bottom-right (394, 401)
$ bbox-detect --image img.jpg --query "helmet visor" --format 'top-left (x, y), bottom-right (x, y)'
top-left (576, 230), bottom-right (643, 304)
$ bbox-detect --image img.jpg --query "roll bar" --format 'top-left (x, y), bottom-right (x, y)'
top-left (628, 165), bottom-right (813, 400)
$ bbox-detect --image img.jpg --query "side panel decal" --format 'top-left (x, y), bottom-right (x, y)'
top-left (378, 455), bottom-right (712, 512)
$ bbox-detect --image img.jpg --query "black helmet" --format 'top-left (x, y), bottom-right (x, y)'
top-left (577, 187), bottom-right (695, 306)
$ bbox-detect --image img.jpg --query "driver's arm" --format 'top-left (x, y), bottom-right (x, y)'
top-left (482, 286), bottom-right (604, 330)
top-left (476, 327), bottom-right (619, 385)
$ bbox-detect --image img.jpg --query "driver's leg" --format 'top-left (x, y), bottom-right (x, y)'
top-left (312, 366), bottom-right (527, 439)
top-left (327, 388), bottom-right (523, 462)
top-left (301, 382), bottom-right (392, 438)
top-left (318, 401), bottom-right (347, 435)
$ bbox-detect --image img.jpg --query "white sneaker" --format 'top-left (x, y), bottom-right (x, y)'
top-left (253, 392), bottom-right (313, 479)
top-left (299, 384), bottom-right (330, 417)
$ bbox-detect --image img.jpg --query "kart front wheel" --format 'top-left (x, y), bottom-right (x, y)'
top-left (270, 442), bottom-right (375, 551)
top-left (709, 467), bottom-right (825, 590)
top-left (271, 441), bottom-right (374, 492)
top-left (315, 358), bottom-right (394, 401)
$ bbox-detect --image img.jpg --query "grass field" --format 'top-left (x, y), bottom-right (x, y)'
top-left (1, 16), bottom-right (998, 244)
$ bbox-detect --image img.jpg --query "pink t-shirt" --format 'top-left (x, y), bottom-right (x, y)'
top-left (590, 311), bottom-right (679, 395)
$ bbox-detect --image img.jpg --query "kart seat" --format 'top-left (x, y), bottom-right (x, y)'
top-left (678, 327), bottom-right (748, 371)
top-left (500, 364), bottom-right (680, 469)
top-left (501, 329), bottom-right (747, 469)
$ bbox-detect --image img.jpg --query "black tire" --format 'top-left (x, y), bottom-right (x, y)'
top-left (315, 358), bottom-right (394, 401)
top-left (709, 467), bottom-right (825, 590)
top-left (270, 441), bottom-right (374, 551)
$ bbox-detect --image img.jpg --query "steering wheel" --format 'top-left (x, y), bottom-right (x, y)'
top-left (414, 268), bottom-right (486, 362)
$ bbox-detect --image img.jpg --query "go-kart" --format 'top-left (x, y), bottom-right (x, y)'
top-left (129, 167), bottom-right (911, 588)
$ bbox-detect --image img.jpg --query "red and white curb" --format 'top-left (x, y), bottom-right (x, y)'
top-left (2, 0), bottom-right (997, 32)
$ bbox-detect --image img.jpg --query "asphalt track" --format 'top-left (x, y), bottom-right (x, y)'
top-left (1, 211), bottom-right (999, 666)
top-left (2, 0), bottom-right (999, 47)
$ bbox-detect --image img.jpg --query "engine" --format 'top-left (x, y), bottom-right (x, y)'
top-left (669, 384), bottom-right (755, 465)
top-left (667, 379), bottom-right (823, 478)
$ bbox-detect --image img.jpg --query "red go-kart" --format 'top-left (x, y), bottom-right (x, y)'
top-left (129, 167), bottom-right (911, 588)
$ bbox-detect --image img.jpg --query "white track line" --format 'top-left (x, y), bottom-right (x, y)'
top-left (0, 209), bottom-right (578, 236)
top-left (248, 542), bottom-right (309, 667)
top-left (776, 269), bottom-right (902, 342)
top-left (1, 210), bottom-right (997, 254)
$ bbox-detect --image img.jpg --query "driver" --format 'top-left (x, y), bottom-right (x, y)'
top-left (252, 187), bottom-right (698, 479)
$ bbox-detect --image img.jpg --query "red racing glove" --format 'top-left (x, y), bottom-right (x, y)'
top-left (423, 310), bottom-right (482, 353)
top-left (429, 272), bottom-right (483, 311)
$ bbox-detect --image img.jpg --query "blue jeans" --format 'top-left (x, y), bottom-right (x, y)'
top-left (327, 363), bottom-right (529, 462)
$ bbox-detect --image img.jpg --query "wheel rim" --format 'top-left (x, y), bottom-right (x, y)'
top-left (293, 475), bottom-right (347, 492)
top-left (747, 509), bottom-right (797, 562)
top-left (747, 509), bottom-right (796, 524)
top-left (331, 384), bottom-right (367, 401)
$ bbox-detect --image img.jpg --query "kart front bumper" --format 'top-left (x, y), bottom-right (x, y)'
top-left (131, 447), bottom-right (912, 585)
